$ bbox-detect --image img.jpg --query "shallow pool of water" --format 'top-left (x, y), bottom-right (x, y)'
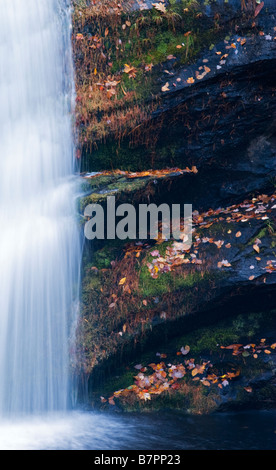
top-left (0, 409), bottom-right (275, 450)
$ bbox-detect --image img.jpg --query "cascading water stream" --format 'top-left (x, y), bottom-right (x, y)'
top-left (0, 0), bottom-right (81, 416)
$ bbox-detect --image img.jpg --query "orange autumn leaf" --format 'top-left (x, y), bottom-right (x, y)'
top-left (187, 77), bottom-right (195, 84)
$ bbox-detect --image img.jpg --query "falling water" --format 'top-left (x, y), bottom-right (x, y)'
top-left (0, 0), bottom-right (81, 415)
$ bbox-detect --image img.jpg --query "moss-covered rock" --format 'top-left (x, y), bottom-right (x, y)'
top-left (85, 310), bottom-right (276, 414)
top-left (74, 191), bottom-right (276, 408)
top-left (72, 1), bottom-right (276, 416)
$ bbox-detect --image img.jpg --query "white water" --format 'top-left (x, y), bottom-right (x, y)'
top-left (0, 0), bottom-right (81, 416)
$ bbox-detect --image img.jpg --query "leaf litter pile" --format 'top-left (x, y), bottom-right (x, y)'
top-left (83, 166), bottom-right (198, 180)
top-left (144, 193), bottom-right (276, 279)
top-left (103, 338), bottom-right (276, 405)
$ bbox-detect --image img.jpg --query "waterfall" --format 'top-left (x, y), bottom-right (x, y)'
top-left (0, 0), bottom-right (81, 415)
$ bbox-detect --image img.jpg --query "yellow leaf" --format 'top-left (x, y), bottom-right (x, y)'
top-left (161, 82), bottom-right (170, 92)
top-left (253, 244), bottom-right (260, 253)
top-left (119, 277), bottom-right (126, 285)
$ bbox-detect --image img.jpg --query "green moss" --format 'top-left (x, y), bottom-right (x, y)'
top-left (248, 227), bottom-right (268, 245)
top-left (91, 240), bottom-right (127, 269)
top-left (139, 264), bottom-right (209, 298)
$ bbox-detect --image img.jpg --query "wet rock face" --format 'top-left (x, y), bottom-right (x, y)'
top-left (125, 5), bottom-right (276, 207)
top-left (77, 0), bottom-right (275, 210)
top-left (148, 58), bottom-right (276, 210)
top-left (74, 2), bottom-right (276, 409)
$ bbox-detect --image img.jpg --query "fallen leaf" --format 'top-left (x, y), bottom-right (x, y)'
top-left (180, 345), bottom-right (190, 356)
top-left (254, 1), bottom-right (264, 17)
top-left (152, 2), bottom-right (167, 13)
top-left (161, 82), bottom-right (170, 92)
top-left (217, 260), bottom-right (232, 268)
